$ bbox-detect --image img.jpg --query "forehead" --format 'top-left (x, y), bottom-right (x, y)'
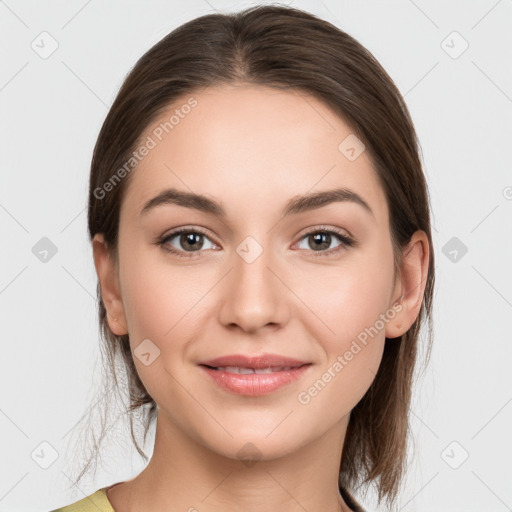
top-left (121, 84), bottom-right (388, 225)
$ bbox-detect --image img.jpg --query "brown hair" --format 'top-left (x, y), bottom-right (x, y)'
top-left (75, 4), bottom-right (435, 509)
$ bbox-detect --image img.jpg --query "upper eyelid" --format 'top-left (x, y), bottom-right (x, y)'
top-left (298, 224), bottom-right (352, 239)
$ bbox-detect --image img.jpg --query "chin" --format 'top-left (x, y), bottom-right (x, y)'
top-left (202, 427), bottom-right (311, 464)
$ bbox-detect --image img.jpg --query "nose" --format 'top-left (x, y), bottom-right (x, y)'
top-left (218, 239), bottom-right (290, 334)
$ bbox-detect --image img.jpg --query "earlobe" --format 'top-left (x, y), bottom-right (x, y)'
top-left (385, 294), bottom-right (405, 340)
top-left (92, 233), bottom-right (128, 336)
top-left (385, 230), bottom-right (430, 340)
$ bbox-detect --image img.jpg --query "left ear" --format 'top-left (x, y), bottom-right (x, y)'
top-left (385, 230), bottom-right (430, 339)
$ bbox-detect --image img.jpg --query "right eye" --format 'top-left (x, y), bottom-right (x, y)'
top-left (157, 228), bottom-right (217, 258)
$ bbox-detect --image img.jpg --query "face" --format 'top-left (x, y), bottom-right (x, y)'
top-left (103, 84), bottom-right (402, 461)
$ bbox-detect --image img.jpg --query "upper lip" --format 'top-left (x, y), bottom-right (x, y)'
top-left (199, 353), bottom-right (310, 369)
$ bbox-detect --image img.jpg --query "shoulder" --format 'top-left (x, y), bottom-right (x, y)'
top-left (49, 488), bottom-right (114, 512)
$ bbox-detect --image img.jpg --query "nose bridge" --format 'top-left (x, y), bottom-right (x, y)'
top-left (219, 234), bottom-right (287, 332)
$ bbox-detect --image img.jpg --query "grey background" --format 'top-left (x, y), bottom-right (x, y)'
top-left (1, 0), bottom-right (511, 510)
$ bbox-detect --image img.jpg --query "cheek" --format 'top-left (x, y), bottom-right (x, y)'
top-left (294, 264), bottom-right (392, 418)
top-left (118, 235), bottom-right (205, 338)
top-left (300, 242), bottom-right (394, 345)
top-left (294, 236), bottom-right (394, 395)
top-left (116, 251), bottom-right (204, 401)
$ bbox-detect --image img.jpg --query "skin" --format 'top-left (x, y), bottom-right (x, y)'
top-left (93, 83), bottom-right (429, 512)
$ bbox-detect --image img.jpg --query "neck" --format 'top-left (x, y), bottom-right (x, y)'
top-left (111, 410), bottom-right (354, 512)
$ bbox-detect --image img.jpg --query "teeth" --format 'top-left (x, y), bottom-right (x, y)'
top-left (254, 368), bottom-right (273, 374)
top-left (215, 366), bottom-right (295, 374)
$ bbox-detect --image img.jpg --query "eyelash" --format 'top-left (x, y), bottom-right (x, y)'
top-left (156, 225), bottom-right (356, 259)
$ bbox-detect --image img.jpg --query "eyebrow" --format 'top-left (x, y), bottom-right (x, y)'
top-left (139, 187), bottom-right (374, 219)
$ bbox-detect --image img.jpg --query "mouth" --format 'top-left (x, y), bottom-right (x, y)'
top-left (198, 354), bottom-right (312, 396)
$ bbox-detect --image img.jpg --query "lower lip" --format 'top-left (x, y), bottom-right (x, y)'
top-left (199, 365), bottom-right (311, 396)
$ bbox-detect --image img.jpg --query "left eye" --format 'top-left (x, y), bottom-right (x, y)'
top-left (295, 230), bottom-right (353, 253)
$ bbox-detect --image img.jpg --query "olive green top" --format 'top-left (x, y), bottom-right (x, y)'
top-left (51, 484), bottom-right (366, 511)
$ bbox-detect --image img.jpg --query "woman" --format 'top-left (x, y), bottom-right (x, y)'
top-left (52, 4), bottom-right (434, 511)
